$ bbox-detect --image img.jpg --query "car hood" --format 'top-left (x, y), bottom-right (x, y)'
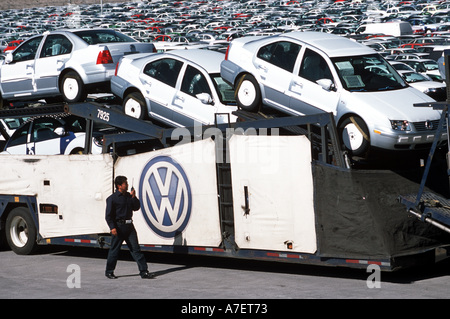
top-left (409, 81), bottom-right (446, 91)
top-left (346, 87), bottom-right (441, 122)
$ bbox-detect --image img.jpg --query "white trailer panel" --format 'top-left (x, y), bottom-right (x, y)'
top-left (229, 135), bottom-right (317, 254)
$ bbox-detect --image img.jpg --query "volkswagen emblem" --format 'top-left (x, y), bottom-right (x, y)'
top-left (139, 156), bottom-right (192, 238)
top-left (425, 120), bottom-right (434, 130)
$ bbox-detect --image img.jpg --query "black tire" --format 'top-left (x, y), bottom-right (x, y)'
top-left (339, 116), bottom-right (370, 157)
top-left (5, 207), bottom-right (38, 255)
top-left (235, 74), bottom-right (261, 112)
top-left (60, 71), bottom-right (87, 103)
top-left (123, 92), bottom-right (148, 120)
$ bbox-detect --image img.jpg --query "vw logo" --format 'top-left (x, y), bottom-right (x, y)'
top-left (425, 120), bottom-right (434, 130)
top-left (139, 156), bottom-right (192, 238)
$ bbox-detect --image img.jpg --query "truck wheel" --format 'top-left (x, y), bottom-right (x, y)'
top-left (61, 71), bottom-right (87, 103)
top-left (339, 116), bottom-right (370, 157)
top-left (5, 207), bottom-right (38, 255)
top-left (235, 74), bottom-right (261, 112)
top-left (123, 92), bottom-right (148, 120)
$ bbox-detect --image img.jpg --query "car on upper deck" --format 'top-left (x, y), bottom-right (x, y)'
top-left (0, 115), bottom-right (103, 155)
top-left (111, 49), bottom-right (237, 127)
top-left (0, 29), bottom-right (156, 107)
top-left (220, 31), bottom-right (445, 156)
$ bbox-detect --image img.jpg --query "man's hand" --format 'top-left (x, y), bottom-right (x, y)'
top-left (111, 228), bottom-right (117, 236)
top-left (130, 187), bottom-right (136, 198)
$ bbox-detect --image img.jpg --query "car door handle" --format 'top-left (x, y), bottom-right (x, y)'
top-left (257, 64), bottom-right (267, 72)
top-left (293, 81), bottom-right (303, 88)
top-left (26, 64), bottom-right (34, 75)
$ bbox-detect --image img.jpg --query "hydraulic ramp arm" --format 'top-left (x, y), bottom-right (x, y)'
top-left (400, 49), bottom-right (450, 234)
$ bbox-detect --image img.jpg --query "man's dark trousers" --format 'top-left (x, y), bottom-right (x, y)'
top-left (105, 223), bottom-right (148, 276)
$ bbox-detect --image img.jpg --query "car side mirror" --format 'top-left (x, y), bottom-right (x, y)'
top-left (54, 127), bottom-right (66, 136)
top-left (5, 51), bottom-right (13, 64)
top-left (316, 78), bottom-right (335, 91)
top-left (196, 92), bottom-right (213, 105)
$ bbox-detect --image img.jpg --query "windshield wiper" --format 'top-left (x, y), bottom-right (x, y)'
top-left (378, 86), bottom-right (396, 91)
top-left (350, 88), bottom-right (367, 92)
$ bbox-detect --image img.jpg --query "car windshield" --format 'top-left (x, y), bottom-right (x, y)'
top-left (402, 72), bottom-right (429, 83)
top-left (210, 73), bottom-right (236, 105)
top-left (331, 54), bottom-right (407, 92)
top-left (423, 60), bottom-right (439, 71)
top-left (73, 29), bottom-right (136, 45)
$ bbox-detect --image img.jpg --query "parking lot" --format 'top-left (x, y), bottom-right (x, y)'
top-left (1, 245), bottom-right (450, 301)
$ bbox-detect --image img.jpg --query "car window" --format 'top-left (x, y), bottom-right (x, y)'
top-left (40, 34), bottom-right (73, 58)
top-left (211, 74), bottom-right (236, 105)
top-left (13, 36), bottom-right (43, 62)
top-left (143, 58), bottom-right (183, 88)
top-left (31, 118), bottom-right (62, 142)
top-left (257, 41), bottom-right (301, 72)
top-left (332, 54), bottom-right (406, 92)
top-left (181, 65), bottom-right (212, 97)
top-left (7, 122), bottom-right (30, 148)
top-left (74, 29), bottom-right (136, 45)
top-left (299, 48), bottom-right (333, 83)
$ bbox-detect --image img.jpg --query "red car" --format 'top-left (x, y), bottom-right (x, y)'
top-left (3, 40), bottom-right (23, 53)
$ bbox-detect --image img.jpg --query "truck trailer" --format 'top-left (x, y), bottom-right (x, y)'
top-left (0, 102), bottom-right (449, 271)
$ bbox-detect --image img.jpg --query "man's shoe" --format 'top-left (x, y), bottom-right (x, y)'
top-left (105, 273), bottom-right (118, 279)
top-left (140, 271), bottom-right (155, 279)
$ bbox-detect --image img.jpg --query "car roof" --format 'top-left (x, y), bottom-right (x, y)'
top-left (281, 31), bottom-right (375, 57)
top-left (165, 49), bottom-right (225, 73)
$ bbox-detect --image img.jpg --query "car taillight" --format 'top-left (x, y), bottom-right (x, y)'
top-left (224, 45), bottom-right (230, 60)
top-left (114, 62), bottom-right (120, 76)
top-left (97, 49), bottom-right (113, 64)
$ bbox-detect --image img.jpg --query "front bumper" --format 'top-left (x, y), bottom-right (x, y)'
top-left (372, 129), bottom-right (448, 151)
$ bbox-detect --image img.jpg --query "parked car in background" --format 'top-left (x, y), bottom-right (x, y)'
top-left (221, 31), bottom-right (445, 156)
top-left (111, 49), bottom-right (237, 127)
top-left (389, 60), bottom-right (415, 72)
top-left (3, 39), bottom-right (23, 52)
top-left (401, 58), bottom-right (443, 81)
top-left (0, 29), bottom-right (156, 107)
top-left (398, 70), bottom-right (447, 101)
top-left (0, 115), bottom-right (103, 155)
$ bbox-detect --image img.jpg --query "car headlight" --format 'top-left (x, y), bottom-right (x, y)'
top-left (391, 120), bottom-right (411, 131)
top-left (424, 88), bottom-right (438, 94)
top-left (93, 136), bottom-right (104, 147)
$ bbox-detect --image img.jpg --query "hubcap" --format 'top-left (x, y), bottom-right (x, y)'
top-left (238, 80), bottom-right (256, 107)
top-left (342, 123), bottom-right (364, 151)
top-left (10, 216), bottom-right (29, 248)
top-left (124, 98), bottom-right (142, 119)
top-left (63, 78), bottom-right (79, 101)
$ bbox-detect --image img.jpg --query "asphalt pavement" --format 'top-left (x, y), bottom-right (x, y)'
top-left (1, 245), bottom-right (450, 303)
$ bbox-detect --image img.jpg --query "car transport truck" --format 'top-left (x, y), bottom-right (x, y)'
top-left (0, 101), bottom-right (449, 271)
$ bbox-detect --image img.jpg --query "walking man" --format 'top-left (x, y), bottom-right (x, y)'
top-left (105, 175), bottom-right (154, 279)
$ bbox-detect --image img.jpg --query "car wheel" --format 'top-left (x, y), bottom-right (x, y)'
top-left (235, 74), bottom-right (261, 112)
top-left (5, 207), bottom-right (38, 255)
top-left (61, 71), bottom-right (87, 103)
top-left (70, 148), bottom-right (84, 155)
top-left (339, 116), bottom-right (370, 157)
top-left (124, 92), bottom-right (148, 120)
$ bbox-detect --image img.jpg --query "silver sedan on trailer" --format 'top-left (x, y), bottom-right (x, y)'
top-left (111, 49), bottom-right (237, 127)
top-left (0, 29), bottom-right (155, 107)
top-left (220, 31), bottom-right (444, 156)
